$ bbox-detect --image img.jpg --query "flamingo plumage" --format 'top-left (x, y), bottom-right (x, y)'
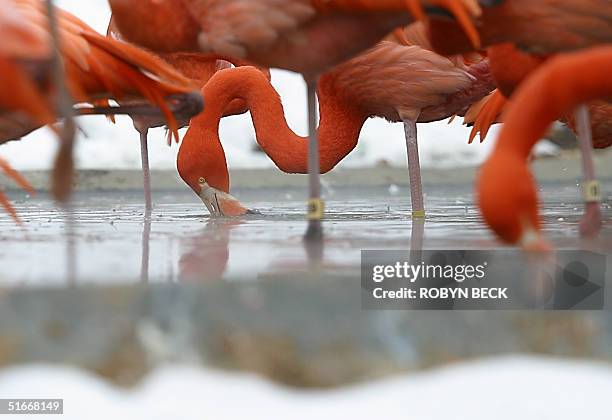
top-left (176, 30), bottom-right (494, 218)
top-left (0, 0), bottom-right (53, 222)
top-left (477, 46), bottom-right (612, 249)
top-left (108, 15), bottom-right (272, 211)
top-left (427, 0), bottom-right (612, 57)
top-left (0, 0), bottom-right (202, 221)
top-left (108, 0), bottom-right (493, 240)
top-left (465, 43), bottom-right (611, 238)
top-left (107, 0), bottom-right (486, 68)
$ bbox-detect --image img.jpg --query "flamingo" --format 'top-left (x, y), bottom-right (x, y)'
top-left (108, 0), bottom-right (492, 240)
top-left (0, 0), bottom-right (56, 221)
top-left (176, 30), bottom-right (494, 219)
top-left (107, 0), bottom-right (486, 58)
top-left (466, 43), bottom-right (610, 237)
top-left (107, 16), bottom-right (272, 212)
top-left (0, 0), bottom-right (203, 220)
top-left (477, 45), bottom-right (612, 249)
top-left (3, 0), bottom-right (203, 141)
top-left (427, 0), bottom-right (612, 56)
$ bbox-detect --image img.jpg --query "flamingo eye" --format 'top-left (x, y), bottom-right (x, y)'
top-left (198, 177), bottom-right (205, 185)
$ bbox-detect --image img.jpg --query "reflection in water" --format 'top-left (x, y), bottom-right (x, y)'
top-left (522, 250), bottom-right (606, 309)
top-left (64, 205), bottom-right (77, 286)
top-left (2, 185), bottom-right (605, 285)
top-left (409, 217), bottom-right (425, 266)
top-left (140, 210), bottom-right (152, 283)
top-left (411, 217), bottom-right (425, 251)
top-left (304, 235), bottom-right (324, 268)
top-left (179, 219), bottom-right (242, 282)
top-left (525, 252), bottom-right (556, 307)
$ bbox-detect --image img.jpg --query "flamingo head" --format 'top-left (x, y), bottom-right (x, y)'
top-left (177, 136), bottom-right (250, 218)
top-left (477, 154), bottom-right (551, 252)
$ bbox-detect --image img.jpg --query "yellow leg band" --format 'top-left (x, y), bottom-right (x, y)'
top-left (307, 198), bottom-right (325, 220)
top-left (583, 181), bottom-right (602, 203)
top-left (412, 210), bottom-right (426, 218)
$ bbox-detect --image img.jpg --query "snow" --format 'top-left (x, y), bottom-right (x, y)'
top-left (0, 356), bottom-right (611, 419)
top-left (0, 0), bottom-right (499, 171)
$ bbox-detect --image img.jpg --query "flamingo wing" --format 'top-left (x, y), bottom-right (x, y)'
top-left (329, 41), bottom-right (473, 121)
top-left (183, 0), bottom-right (316, 58)
top-left (0, 0), bottom-right (49, 59)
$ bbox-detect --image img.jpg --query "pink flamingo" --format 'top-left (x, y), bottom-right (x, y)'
top-left (107, 16), bottom-right (270, 212)
top-left (477, 46), bottom-right (612, 249)
top-left (465, 43), bottom-right (611, 238)
top-left (176, 31), bottom-right (494, 221)
top-left (426, 0), bottom-right (612, 57)
top-left (108, 0), bottom-right (491, 240)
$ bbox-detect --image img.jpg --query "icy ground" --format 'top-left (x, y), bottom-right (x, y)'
top-left (0, 356), bottom-right (611, 419)
top-left (0, 1), bottom-right (520, 171)
top-left (2, 182), bottom-right (609, 285)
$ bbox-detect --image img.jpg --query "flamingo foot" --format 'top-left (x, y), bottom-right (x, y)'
top-left (407, 0), bottom-right (482, 48)
top-left (579, 201), bottom-right (602, 238)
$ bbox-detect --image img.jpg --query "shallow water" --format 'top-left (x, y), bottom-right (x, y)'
top-left (0, 183), bottom-right (610, 286)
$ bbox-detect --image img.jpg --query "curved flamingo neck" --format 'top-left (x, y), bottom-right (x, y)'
top-left (179, 67), bottom-right (368, 194)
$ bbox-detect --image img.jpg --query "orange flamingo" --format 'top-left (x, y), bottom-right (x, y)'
top-left (466, 43), bottom-right (610, 237)
top-left (469, 44), bottom-right (612, 151)
top-left (176, 32), bottom-right (494, 217)
top-left (0, 0), bottom-right (202, 220)
top-left (107, 0), bottom-right (485, 59)
top-left (108, 15), bottom-right (271, 211)
top-left (0, 0), bottom-right (56, 221)
top-left (427, 0), bottom-right (612, 57)
top-left (2, 0), bottom-right (203, 139)
top-left (108, 0), bottom-right (490, 240)
top-left (477, 46), bottom-right (612, 249)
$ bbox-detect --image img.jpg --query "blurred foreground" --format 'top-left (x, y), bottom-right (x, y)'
top-left (0, 160), bottom-right (610, 417)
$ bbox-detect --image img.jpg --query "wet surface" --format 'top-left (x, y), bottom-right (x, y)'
top-left (0, 183), bottom-right (610, 286)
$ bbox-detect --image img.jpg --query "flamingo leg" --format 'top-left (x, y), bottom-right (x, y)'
top-left (574, 104), bottom-right (602, 237)
top-left (137, 127), bottom-right (153, 212)
top-left (141, 212), bottom-right (151, 283)
top-left (46, 0), bottom-right (78, 284)
top-left (46, 0), bottom-right (76, 204)
top-left (64, 206), bottom-right (77, 285)
top-left (304, 78), bottom-right (324, 242)
top-left (138, 126), bottom-right (152, 283)
top-left (410, 216), bottom-right (425, 252)
top-left (403, 119), bottom-right (425, 218)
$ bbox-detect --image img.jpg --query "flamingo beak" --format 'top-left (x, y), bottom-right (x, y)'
top-left (197, 178), bottom-right (251, 217)
top-left (519, 227), bottom-right (552, 252)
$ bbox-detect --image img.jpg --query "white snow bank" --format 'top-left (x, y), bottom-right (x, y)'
top-left (0, 356), bottom-right (610, 419)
